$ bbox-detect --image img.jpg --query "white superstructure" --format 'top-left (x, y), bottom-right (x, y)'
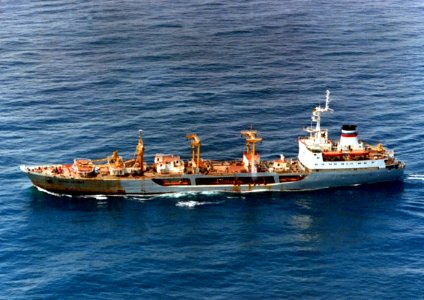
top-left (298, 90), bottom-right (391, 171)
top-left (154, 154), bottom-right (185, 174)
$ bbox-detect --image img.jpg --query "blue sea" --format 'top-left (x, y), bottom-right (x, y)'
top-left (1, 0), bottom-right (424, 298)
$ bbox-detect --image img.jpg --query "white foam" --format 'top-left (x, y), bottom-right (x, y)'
top-left (129, 196), bottom-right (149, 201)
top-left (407, 174), bottom-right (424, 181)
top-left (199, 191), bottom-right (221, 196)
top-left (157, 192), bottom-right (197, 199)
top-left (157, 190), bottom-right (221, 199)
top-left (239, 189), bottom-right (270, 194)
top-left (176, 200), bottom-right (202, 208)
top-left (226, 196), bottom-right (246, 199)
top-left (35, 186), bottom-right (72, 198)
top-left (124, 195), bottom-right (157, 202)
top-left (92, 195), bottom-right (108, 200)
top-left (176, 200), bottom-right (225, 208)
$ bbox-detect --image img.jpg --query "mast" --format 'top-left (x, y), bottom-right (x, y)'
top-left (305, 90), bottom-right (333, 144)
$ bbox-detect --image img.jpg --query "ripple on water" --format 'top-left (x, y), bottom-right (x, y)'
top-left (1, 0), bottom-right (424, 298)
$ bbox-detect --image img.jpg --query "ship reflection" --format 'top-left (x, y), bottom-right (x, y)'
top-left (288, 182), bottom-right (405, 246)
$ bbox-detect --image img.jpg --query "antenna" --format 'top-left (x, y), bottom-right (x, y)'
top-left (324, 90), bottom-right (333, 112)
top-left (304, 90), bottom-right (334, 144)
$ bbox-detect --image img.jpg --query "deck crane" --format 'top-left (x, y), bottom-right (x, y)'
top-left (186, 133), bottom-right (201, 172)
top-left (241, 129), bottom-right (262, 173)
top-left (135, 130), bottom-right (144, 173)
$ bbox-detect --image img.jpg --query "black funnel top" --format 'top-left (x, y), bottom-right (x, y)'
top-left (342, 125), bottom-right (357, 131)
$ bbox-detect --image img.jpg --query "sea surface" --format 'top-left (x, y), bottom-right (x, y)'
top-left (1, 0), bottom-right (424, 298)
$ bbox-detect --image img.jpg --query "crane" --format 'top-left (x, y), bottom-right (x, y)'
top-left (186, 133), bottom-right (201, 172)
top-left (135, 130), bottom-right (144, 173)
top-left (241, 129), bottom-right (262, 173)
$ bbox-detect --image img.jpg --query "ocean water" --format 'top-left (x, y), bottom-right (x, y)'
top-left (1, 0), bottom-right (424, 298)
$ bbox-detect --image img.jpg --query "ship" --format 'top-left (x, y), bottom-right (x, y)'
top-left (21, 91), bottom-right (405, 195)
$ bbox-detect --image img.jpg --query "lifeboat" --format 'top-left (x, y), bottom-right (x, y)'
top-left (72, 159), bottom-right (95, 177)
top-left (322, 151), bottom-right (344, 157)
top-left (348, 150), bottom-right (370, 159)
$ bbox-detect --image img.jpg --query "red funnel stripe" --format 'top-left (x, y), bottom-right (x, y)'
top-left (341, 133), bottom-right (357, 138)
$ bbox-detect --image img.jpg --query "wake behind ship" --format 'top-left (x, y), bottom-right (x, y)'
top-left (21, 91), bottom-right (405, 195)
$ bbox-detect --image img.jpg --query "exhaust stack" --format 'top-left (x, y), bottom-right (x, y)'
top-left (339, 125), bottom-right (359, 150)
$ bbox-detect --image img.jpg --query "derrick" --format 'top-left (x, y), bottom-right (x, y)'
top-left (241, 129), bottom-right (262, 173)
top-left (241, 129), bottom-right (262, 159)
top-left (135, 130), bottom-right (145, 173)
top-left (186, 133), bottom-right (201, 171)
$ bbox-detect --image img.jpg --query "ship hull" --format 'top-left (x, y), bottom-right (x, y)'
top-left (21, 165), bottom-right (405, 196)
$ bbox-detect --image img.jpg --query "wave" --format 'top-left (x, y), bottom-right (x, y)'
top-left (126, 196), bottom-right (152, 202)
top-left (176, 200), bottom-right (224, 208)
top-left (226, 196), bottom-right (246, 199)
top-left (407, 174), bottom-right (424, 181)
top-left (79, 195), bottom-right (108, 200)
top-left (35, 186), bottom-right (72, 198)
top-left (155, 191), bottom-right (222, 199)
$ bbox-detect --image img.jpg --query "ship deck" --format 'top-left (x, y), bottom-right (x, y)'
top-left (22, 159), bottom-right (306, 180)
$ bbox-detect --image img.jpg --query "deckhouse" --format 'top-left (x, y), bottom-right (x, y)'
top-left (298, 91), bottom-right (393, 171)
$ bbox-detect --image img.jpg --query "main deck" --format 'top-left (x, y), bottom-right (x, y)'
top-left (21, 158), bottom-right (306, 181)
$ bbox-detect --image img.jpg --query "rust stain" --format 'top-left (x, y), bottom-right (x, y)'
top-left (32, 174), bottom-right (125, 195)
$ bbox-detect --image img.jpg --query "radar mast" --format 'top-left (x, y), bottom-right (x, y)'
top-left (305, 90), bottom-right (333, 145)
